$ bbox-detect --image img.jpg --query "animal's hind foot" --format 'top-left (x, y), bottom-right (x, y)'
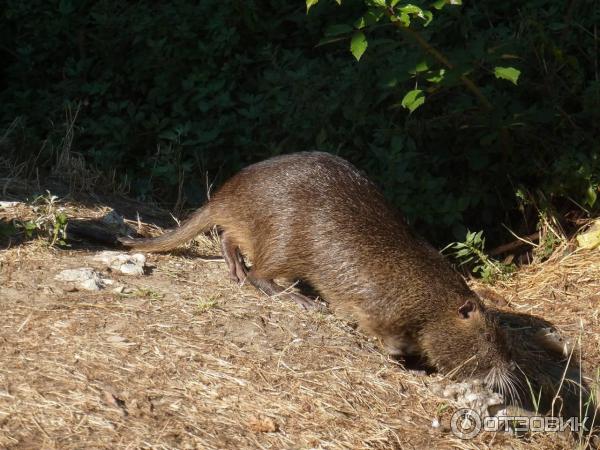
top-left (230, 251), bottom-right (248, 284)
top-left (220, 233), bottom-right (248, 284)
top-left (246, 271), bottom-right (326, 311)
top-left (289, 292), bottom-right (326, 311)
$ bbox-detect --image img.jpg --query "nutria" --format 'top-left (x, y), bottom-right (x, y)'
top-left (120, 151), bottom-right (516, 390)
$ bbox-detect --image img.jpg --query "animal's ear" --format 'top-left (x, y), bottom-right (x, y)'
top-left (458, 300), bottom-right (477, 319)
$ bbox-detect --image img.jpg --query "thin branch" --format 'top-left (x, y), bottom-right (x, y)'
top-left (489, 231), bottom-right (540, 257)
top-left (386, 8), bottom-right (493, 111)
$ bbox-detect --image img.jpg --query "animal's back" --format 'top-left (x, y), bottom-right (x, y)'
top-left (209, 152), bottom-right (470, 320)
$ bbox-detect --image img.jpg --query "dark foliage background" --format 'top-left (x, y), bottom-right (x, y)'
top-left (1, 0), bottom-right (598, 245)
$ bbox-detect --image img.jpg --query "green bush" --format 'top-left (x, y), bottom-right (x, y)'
top-left (1, 0), bottom-right (598, 245)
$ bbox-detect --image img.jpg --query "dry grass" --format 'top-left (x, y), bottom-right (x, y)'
top-left (477, 244), bottom-right (600, 367)
top-left (0, 199), bottom-right (599, 449)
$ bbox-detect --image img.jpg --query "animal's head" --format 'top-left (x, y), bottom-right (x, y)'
top-left (422, 297), bottom-right (520, 402)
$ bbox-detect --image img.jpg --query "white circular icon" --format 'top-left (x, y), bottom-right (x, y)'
top-left (450, 408), bottom-right (482, 439)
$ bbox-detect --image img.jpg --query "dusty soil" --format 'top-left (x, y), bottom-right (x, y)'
top-left (0, 191), bottom-right (599, 449)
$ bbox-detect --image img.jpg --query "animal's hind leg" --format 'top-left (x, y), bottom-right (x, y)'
top-left (246, 270), bottom-right (323, 311)
top-left (220, 233), bottom-right (247, 283)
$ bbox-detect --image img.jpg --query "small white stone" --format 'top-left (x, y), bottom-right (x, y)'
top-left (79, 277), bottom-right (103, 291)
top-left (119, 262), bottom-right (144, 275)
top-left (55, 268), bottom-right (112, 291)
top-left (92, 251), bottom-right (146, 275)
top-left (131, 253), bottom-right (146, 264)
top-left (55, 268), bottom-right (96, 282)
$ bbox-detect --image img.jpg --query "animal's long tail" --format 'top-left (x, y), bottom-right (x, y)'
top-left (119, 204), bottom-right (214, 252)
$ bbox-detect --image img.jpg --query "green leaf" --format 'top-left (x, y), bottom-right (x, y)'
top-left (23, 220), bottom-right (38, 238)
top-left (426, 68), bottom-right (445, 83)
top-left (350, 32), bottom-right (368, 62)
top-left (354, 9), bottom-right (383, 29)
top-left (55, 212), bottom-right (68, 226)
top-left (494, 66), bottom-right (521, 85)
top-left (395, 12), bottom-right (411, 26)
top-left (399, 4), bottom-right (423, 15)
top-left (325, 24), bottom-right (353, 37)
top-left (306, 0), bottom-right (319, 13)
top-left (432, 0), bottom-right (461, 8)
top-left (410, 61), bottom-right (429, 74)
top-left (422, 10), bottom-right (433, 26)
top-left (401, 89), bottom-right (425, 113)
top-left (460, 256), bottom-right (474, 266)
top-left (395, 4), bottom-right (433, 26)
top-left (586, 185), bottom-right (597, 207)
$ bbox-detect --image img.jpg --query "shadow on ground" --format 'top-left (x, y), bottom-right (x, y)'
top-left (495, 309), bottom-right (599, 435)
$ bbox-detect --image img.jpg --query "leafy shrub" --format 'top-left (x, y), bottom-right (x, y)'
top-left (1, 0), bottom-right (598, 246)
top-left (443, 230), bottom-right (516, 283)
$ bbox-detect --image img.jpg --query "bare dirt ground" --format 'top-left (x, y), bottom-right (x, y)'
top-left (0, 188), bottom-right (599, 449)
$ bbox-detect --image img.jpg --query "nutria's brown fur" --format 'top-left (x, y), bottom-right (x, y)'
top-left (121, 152), bottom-right (515, 386)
